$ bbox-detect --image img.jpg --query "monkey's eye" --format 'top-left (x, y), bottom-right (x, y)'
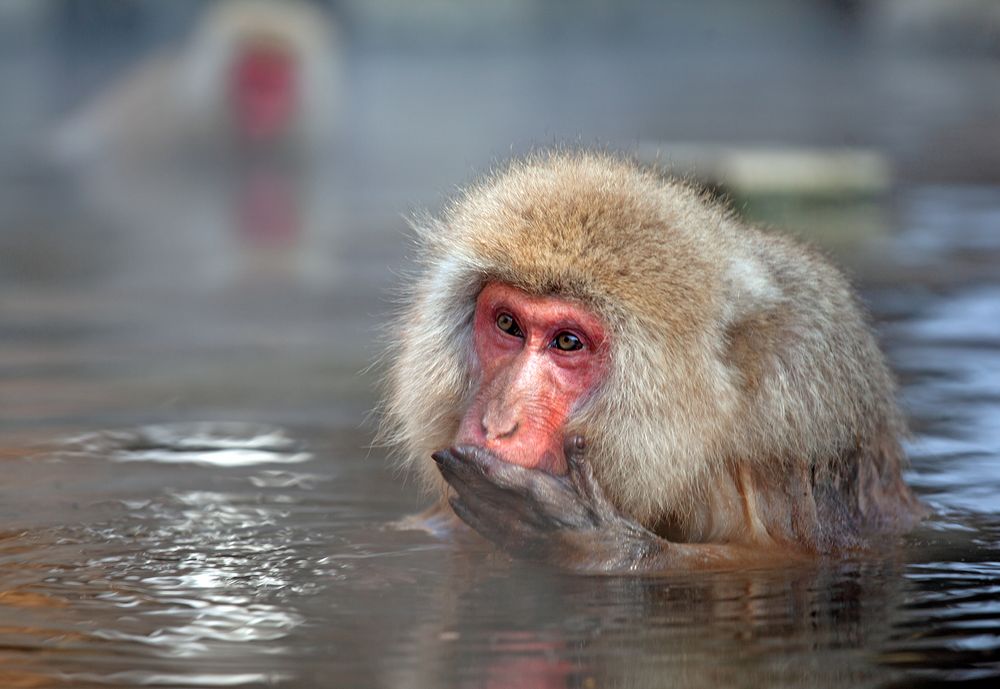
top-left (552, 332), bottom-right (583, 352)
top-left (496, 312), bottom-right (524, 337)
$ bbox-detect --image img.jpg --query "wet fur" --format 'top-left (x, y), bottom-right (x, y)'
top-left (382, 150), bottom-right (923, 552)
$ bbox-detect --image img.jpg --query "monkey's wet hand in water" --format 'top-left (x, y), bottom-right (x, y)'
top-left (432, 436), bottom-right (666, 574)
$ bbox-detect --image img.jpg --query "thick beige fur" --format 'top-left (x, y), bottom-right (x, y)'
top-left (382, 150), bottom-right (922, 551)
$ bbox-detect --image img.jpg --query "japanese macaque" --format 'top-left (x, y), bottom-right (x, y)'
top-left (382, 151), bottom-right (925, 574)
top-left (45, 0), bottom-right (344, 288)
top-left (50, 0), bottom-right (340, 164)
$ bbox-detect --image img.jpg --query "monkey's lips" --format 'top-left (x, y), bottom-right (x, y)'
top-left (435, 443), bottom-right (566, 476)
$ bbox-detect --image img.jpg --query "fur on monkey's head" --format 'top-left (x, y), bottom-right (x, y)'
top-left (383, 150), bottom-right (900, 529)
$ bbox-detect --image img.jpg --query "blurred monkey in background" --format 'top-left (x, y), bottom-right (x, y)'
top-left (48, 0), bottom-right (344, 287)
top-left (52, 0), bottom-right (340, 163)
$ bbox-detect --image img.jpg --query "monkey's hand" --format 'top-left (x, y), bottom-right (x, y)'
top-left (432, 436), bottom-right (667, 574)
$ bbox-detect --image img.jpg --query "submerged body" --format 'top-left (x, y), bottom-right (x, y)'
top-left (383, 151), bottom-right (924, 573)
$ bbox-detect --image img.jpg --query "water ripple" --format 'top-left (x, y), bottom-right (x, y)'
top-left (65, 423), bottom-right (313, 467)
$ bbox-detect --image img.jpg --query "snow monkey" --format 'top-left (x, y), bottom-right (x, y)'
top-left (382, 151), bottom-right (924, 573)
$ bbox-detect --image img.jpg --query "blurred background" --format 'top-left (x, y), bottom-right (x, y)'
top-left (3, 2), bottom-right (1000, 687)
top-left (1, 0), bottom-right (999, 435)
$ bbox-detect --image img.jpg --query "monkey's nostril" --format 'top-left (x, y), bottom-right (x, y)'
top-left (483, 418), bottom-right (519, 441)
top-left (500, 421), bottom-right (519, 439)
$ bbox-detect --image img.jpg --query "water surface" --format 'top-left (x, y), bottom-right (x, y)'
top-left (2, 187), bottom-right (999, 687)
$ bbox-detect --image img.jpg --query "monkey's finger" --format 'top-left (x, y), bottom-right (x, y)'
top-left (435, 445), bottom-right (596, 528)
top-left (433, 447), bottom-right (524, 501)
top-left (438, 445), bottom-right (555, 500)
top-left (453, 500), bottom-right (564, 563)
top-left (564, 434), bottom-right (616, 511)
top-left (448, 494), bottom-right (551, 553)
top-left (523, 473), bottom-right (596, 528)
top-left (462, 446), bottom-right (559, 499)
top-left (436, 448), bottom-right (557, 527)
top-left (563, 435), bottom-right (595, 502)
top-left (475, 455), bottom-right (596, 528)
top-left (448, 494), bottom-right (511, 541)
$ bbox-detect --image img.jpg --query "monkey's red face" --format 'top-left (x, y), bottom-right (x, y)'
top-left (230, 42), bottom-right (297, 142)
top-left (456, 282), bottom-right (609, 475)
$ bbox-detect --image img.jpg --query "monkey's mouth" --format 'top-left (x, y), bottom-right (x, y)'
top-left (436, 444), bottom-right (565, 476)
top-left (433, 445), bottom-right (532, 482)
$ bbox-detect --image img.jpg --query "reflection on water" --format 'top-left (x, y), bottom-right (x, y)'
top-left (1, 188), bottom-right (999, 687)
top-left (892, 282), bottom-right (1000, 523)
top-left (68, 423), bottom-right (313, 466)
top-left (885, 561), bottom-right (1000, 682)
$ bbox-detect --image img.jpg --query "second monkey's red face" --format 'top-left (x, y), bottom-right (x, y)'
top-left (456, 282), bottom-right (609, 475)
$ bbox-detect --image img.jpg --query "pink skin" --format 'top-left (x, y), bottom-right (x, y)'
top-left (456, 282), bottom-right (609, 475)
top-left (230, 44), bottom-right (297, 142)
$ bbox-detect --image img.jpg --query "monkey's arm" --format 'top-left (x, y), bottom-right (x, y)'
top-left (433, 437), bottom-right (747, 573)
